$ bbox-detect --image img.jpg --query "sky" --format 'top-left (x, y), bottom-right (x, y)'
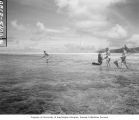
top-left (1, 0), bottom-right (139, 53)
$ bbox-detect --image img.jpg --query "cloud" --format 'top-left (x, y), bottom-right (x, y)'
top-left (36, 21), bottom-right (63, 33)
top-left (75, 20), bottom-right (108, 29)
top-left (92, 24), bottom-right (129, 47)
top-left (36, 22), bottom-right (46, 31)
top-left (64, 35), bottom-right (110, 52)
top-left (110, 0), bottom-right (139, 31)
top-left (11, 20), bottom-right (26, 30)
top-left (55, 0), bottom-right (128, 48)
top-left (95, 24), bottom-right (128, 39)
top-left (56, 0), bottom-right (111, 29)
top-left (30, 21), bottom-right (71, 42)
top-left (127, 34), bottom-right (139, 47)
top-left (65, 43), bottom-right (96, 52)
top-left (55, 0), bottom-right (125, 25)
top-left (108, 24), bottom-right (127, 38)
top-left (12, 0), bottom-right (46, 7)
top-left (7, 0), bottom-right (139, 53)
top-left (56, 0), bottom-right (124, 14)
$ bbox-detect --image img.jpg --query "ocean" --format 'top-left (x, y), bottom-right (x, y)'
top-left (0, 53), bottom-right (139, 114)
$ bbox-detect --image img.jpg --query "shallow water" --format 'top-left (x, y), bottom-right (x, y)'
top-left (0, 53), bottom-right (139, 114)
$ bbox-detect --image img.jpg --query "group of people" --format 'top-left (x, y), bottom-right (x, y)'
top-left (94, 45), bottom-right (129, 69)
top-left (42, 45), bottom-right (131, 69)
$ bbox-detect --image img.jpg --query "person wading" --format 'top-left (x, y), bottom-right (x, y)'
top-left (105, 48), bottom-right (111, 67)
top-left (121, 45), bottom-right (128, 69)
top-left (42, 51), bottom-right (49, 63)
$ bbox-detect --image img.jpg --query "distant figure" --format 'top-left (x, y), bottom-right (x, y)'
top-left (113, 45), bottom-right (130, 69)
top-left (121, 46), bottom-right (128, 69)
top-left (42, 51), bottom-right (49, 63)
top-left (98, 52), bottom-right (103, 65)
top-left (92, 52), bottom-right (103, 65)
top-left (105, 48), bottom-right (111, 67)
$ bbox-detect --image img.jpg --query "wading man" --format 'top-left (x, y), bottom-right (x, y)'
top-left (42, 51), bottom-right (49, 63)
top-left (105, 48), bottom-right (111, 67)
top-left (121, 46), bottom-right (128, 69)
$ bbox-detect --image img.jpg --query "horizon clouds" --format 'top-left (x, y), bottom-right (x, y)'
top-left (1, 0), bottom-right (139, 53)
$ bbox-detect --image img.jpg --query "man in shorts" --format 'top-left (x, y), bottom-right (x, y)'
top-left (105, 48), bottom-right (111, 67)
top-left (121, 46), bottom-right (128, 69)
top-left (42, 51), bottom-right (49, 63)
